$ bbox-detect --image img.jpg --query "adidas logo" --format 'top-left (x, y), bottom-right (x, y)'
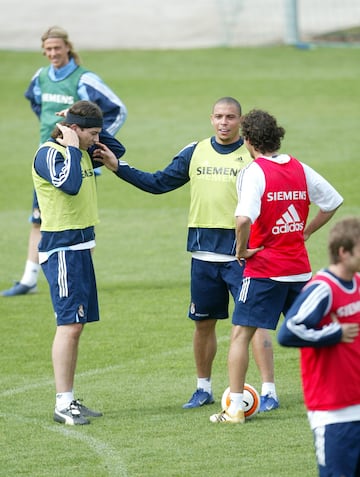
top-left (272, 204), bottom-right (304, 235)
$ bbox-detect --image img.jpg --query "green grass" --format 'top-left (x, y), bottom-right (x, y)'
top-left (0, 46), bottom-right (359, 476)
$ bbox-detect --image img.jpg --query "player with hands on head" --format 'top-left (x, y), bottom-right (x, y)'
top-left (1, 25), bottom-right (127, 297)
top-left (278, 216), bottom-right (360, 477)
top-left (32, 100), bottom-right (125, 425)
top-left (210, 108), bottom-right (343, 424)
top-left (55, 108), bottom-right (121, 163)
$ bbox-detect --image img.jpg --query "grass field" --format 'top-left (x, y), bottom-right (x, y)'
top-left (0, 46), bottom-right (359, 477)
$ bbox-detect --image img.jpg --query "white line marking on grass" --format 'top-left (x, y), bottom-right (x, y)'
top-left (0, 364), bottom-right (131, 398)
top-left (0, 335), bottom-right (230, 398)
top-left (0, 412), bottom-right (128, 477)
top-left (0, 335), bottom-right (230, 475)
top-left (46, 425), bottom-right (129, 477)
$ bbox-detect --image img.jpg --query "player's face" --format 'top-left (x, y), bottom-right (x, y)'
top-left (211, 103), bottom-right (241, 145)
top-left (76, 127), bottom-right (101, 150)
top-left (43, 38), bottom-right (70, 69)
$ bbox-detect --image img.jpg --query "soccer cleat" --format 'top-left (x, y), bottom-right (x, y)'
top-left (74, 399), bottom-right (103, 417)
top-left (54, 401), bottom-right (90, 425)
top-left (209, 409), bottom-right (245, 424)
top-left (1, 282), bottom-right (37, 297)
top-left (182, 388), bottom-right (215, 409)
top-left (259, 394), bottom-right (279, 412)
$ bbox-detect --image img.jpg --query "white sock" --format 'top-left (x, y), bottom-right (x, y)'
top-left (197, 378), bottom-right (212, 394)
top-left (56, 391), bottom-right (74, 411)
top-left (228, 392), bottom-right (244, 415)
top-left (261, 382), bottom-right (277, 400)
top-left (20, 260), bottom-right (40, 287)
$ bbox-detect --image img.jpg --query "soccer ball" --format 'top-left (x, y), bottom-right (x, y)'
top-left (221, 383), bottom-right (260, 419)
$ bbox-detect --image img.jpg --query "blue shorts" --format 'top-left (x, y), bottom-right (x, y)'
top-left (232, 278), bottom-right (306, 329)
top-left (30, 190), bottom-right (41, 224)
top-left (41, 249), bottom-right (99, 326)
top-left (188, 258), bottom-right (243, 321)
top-left (314, 421), bottom-right (360, 477)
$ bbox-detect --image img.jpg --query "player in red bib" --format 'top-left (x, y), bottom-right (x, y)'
top-left (278, 217), bottom-right (360, 477)
top-left (210, 109), bottom-right (343, 424)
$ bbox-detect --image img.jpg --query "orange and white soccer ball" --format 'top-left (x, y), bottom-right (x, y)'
top-left (221, 383), bottom-right (260, 419)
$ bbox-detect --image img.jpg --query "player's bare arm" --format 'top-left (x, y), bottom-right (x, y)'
top-left (304, 208), bottom-right (341, 241)
top-left (235, 215), bottom-right (263, 263)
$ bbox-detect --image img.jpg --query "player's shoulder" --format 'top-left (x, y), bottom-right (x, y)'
top-left (30, 66), bottom-right (46, 81)
top-left (241, 159), bottom-right (262, 175)
top-left (177, 141), bottom-right (198, 156)
top-left (79, 69), bottom-right (103, 83)
top-left (305, 271), bottom-right (334, 295)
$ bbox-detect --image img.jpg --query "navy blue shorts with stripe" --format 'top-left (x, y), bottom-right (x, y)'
top-left (188, 258), bottom-right (244, 321)
top-left (232, 277), bottom-right (307, 329)
top-left (314, 421), bottom-right (360, 477)
top-left (41, 249), bottom-right (99, 326)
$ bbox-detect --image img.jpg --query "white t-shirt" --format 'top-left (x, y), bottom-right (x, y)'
top-left (235, 154), bottom-right (343, 223)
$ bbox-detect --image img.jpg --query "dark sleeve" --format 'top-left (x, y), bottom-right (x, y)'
top-left (78, 71), bottom-right (127, 134)
top-left (113, 142), bottom-right (196, 194)
top-left (90, 130), bottom-right (126, 169)
top-left (277, 282), bottom-right (343, 348)
top-left (34, 145), bottom-right (83, 195)
top-left (24, 76), bottom-right (41, 119)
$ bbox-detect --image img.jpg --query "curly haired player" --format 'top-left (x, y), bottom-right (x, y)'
top-left (210, 109), bottom-right (343, 424)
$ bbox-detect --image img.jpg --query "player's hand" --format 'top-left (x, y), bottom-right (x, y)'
top-left (93, 142), bottom-right (119, 171)
top-left (56, 123), bottom-right (79, 148)
top-left (340, 323), bottom-right (359, 343)
top-left (236, 246), bottom-right (264, 264)
top-left (55, 108), bottom-right (69, 118)
top-left (331, 313), bottom-right (359, 343)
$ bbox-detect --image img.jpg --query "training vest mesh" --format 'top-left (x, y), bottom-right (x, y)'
top-left (38, 66), bottom-right (87, 142)
top-left (188, 138), bottom-right (252, 229)
top-left (32, 141), bottom-right (99, 231)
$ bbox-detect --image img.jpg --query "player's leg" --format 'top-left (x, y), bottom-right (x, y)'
top-left (52, 323), bottom-right (91, 425)
top-left (183, 317), bottom-right (217, 409)
top-left (192, 317), bottom-right (217, 384)
top-left (183, 259), bottom-right (228, 409)
top-left (43, 249), bottom-right (101, 424)
top-left (251, 328), bottom-right (279, 411)
top-left (52, 322), bottom-right (83, 396)
top-left (1, 191), bottom-right (41, 296)
top-left (226, 263), bottom-right (278, 411)
top-left (21, 223), bottom-right (41, 282)
top-left (210, 324), bottom-right (255, 424)
top-left (211, 278), bottom-right (285, 423)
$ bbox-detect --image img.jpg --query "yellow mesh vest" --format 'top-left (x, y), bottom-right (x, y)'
top-left (32, 142), bottom-right (99, 231)
top-left (188, 138), bottom-right (252, 229)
